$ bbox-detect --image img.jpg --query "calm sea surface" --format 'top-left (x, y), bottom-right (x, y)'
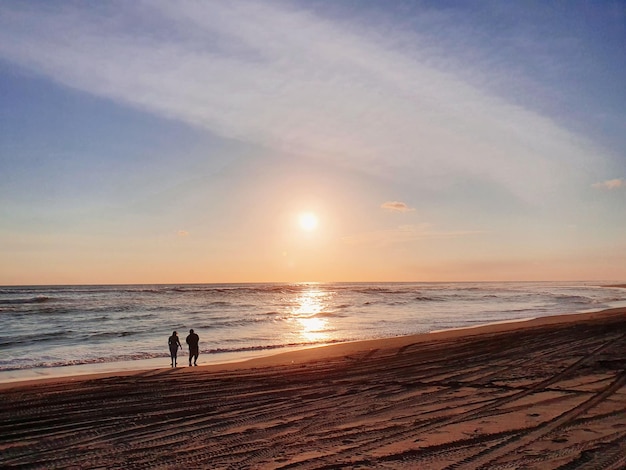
top-left (1, 282), bottom-right (625, 381)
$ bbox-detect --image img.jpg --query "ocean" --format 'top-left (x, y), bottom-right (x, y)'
top-left (1, 281), bottom-right (625, 382)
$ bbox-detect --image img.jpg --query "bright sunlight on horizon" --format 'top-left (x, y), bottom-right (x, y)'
top-left (0, 1), bottom-right (625, 285)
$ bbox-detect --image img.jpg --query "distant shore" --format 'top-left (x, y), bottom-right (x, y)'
top-left (2, 306), bottom-right (625, 468)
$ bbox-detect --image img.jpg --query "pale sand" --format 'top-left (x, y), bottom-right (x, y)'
top-left (1, 308), bottom-right (625, 469)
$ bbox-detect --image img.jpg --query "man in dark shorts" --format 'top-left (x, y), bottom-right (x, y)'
top-left (186, 328), bottom-right (200, 366)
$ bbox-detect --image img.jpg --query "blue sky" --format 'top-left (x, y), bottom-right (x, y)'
top-left (0, 0), bottom-right (624, 284)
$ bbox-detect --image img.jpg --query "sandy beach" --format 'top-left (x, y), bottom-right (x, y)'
top-left (2, 308), bottom-right (626, 469)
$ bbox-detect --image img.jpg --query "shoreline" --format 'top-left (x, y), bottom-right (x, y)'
top-left (2, 305), bottom-right (625, 468)
top-left (3, 282), bottom-right (624, 387)
top-left (2, 306), bottom-right (624, 391)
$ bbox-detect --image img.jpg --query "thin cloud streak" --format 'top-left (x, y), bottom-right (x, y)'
top-left (0, 1), bottom-right (604, 203)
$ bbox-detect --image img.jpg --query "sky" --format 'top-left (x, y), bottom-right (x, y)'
top-left (0, 0), bottom-right (625, 285)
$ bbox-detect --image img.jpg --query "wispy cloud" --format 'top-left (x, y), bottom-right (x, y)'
top-left (592, 178), bottom-right (624, 190)
top-left (0, 1), bottom-right (603, 203)
top-left (342, 224), bottom-right (483, 246)
top-left (381, 201), bottom-right (415, 213)
top-left (177, 230), bottom-right (189, 237)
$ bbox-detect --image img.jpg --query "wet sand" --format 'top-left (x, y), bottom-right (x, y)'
top-left (2, 308), bottom-right (626, 469)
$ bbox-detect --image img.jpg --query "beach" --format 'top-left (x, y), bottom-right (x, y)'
top-left (2, 307), bottom-right (626, 469)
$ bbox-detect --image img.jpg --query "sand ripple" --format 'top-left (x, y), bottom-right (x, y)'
top-left (1, 309), bottom-right (626, 469)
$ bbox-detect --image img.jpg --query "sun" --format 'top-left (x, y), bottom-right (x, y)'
top-left (298, 212), bottom-right (318, 231)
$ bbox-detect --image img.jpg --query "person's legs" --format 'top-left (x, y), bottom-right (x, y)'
top-left (189, 347), bottom-right (199, 366)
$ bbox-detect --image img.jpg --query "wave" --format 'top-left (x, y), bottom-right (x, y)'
top-left (207, 338), bottom-right (351, 355)
top-left (117, 313), bottom-right (157, 321)
top-left (353, 287), bottom-right (410, 295)
top-left (0, 330), bottom-right (74, 347)
top-left (89, 331), bottom-right (139, 339)
top-left (0, 338), bottom-right (357, 371)
top-left (0, 352), bottom-right (167, 371)
top-left (360, 295), bottom-right (440, 305)
top-left (0, 296), bottom-right (53, 305)
top-left (551, 294), bottom-right (594, 304)
top-left (206, 301), bottom-right (233, 307)
top-left (198, 312), bottom-right (310, 328)
top-left (160, 284), bottom-right (306, 295)
top-left (300, 311), bottom-right (346, 319)
top-left (208, 343), bottom-right (311, 355)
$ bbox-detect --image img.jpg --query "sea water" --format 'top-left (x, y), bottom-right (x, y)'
top-left (1, 282), bottom-right (625, 381)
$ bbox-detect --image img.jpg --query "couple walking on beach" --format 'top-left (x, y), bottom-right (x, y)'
top-left (168, 329), bottom-right (200, 367)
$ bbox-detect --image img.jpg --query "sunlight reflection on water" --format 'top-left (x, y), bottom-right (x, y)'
top-left (291, 286), bottom-right (332, 342)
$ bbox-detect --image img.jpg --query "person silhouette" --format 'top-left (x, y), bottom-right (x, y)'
top-left (186, 328), bottom-right (200, 366)
top-left (168, 331), bottom-right (182, 367)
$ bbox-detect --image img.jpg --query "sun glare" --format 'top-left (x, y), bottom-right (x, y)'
top-left (298, 212), bottom-right (318, 231)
